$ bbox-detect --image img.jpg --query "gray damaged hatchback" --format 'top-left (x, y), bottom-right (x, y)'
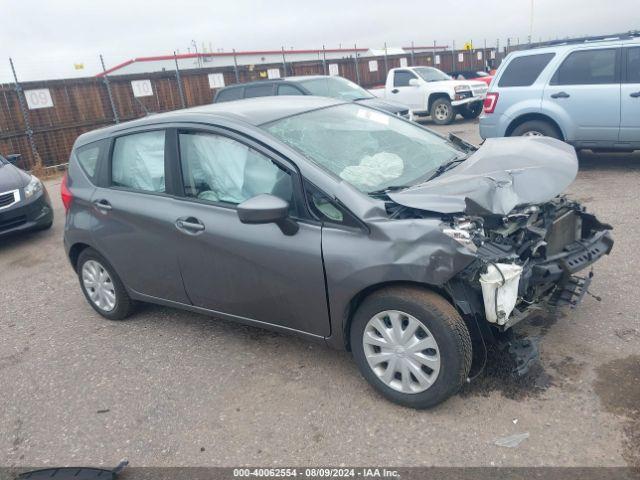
top-left (63, 97), bottom-right (613, 408)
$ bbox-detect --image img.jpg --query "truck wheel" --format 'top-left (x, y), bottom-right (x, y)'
top-left (350, 286), bottom-right (472, 409)
top-left (430, 98), bottom-right (455, 125)
top-left (511, 120), bottom-right (561, 139)
top-left (460, 102), bottom-right (482, 120)
top-left (77, 248), bottom-right (135, 320)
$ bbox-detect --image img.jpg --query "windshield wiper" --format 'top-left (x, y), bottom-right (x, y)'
top-left (368, 185), bottom-right (412, 197)
top-left (448, 133), bottom-right (478, 153)
top-left (426, 156), bottom-right (468, 181)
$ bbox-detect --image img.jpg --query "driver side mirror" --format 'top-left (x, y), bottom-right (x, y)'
top-left (237, 194), bottom-right (299, 236)
top-left (408, 78), bottom-right (420, 87)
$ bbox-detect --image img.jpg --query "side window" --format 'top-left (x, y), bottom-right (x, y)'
top-left (551, 49), bottom-right (618, 85)
top-left (498, 53), bottom-right (555, 87)
top-left (179, 131), bottom-right (293, 206)
top-left (626, 47), bottom-right (640, 83)
top-left (394, 70), bottom-right (417, 87)
top-left (215, 88), bottom-right (243, 102)
top-left (244, 84), bottom-right (275, 98)
top-left (111, 130), bottom-right (165, 193)
top-left (75, 139), bottom-right (107, 180)
top-left (304, 182), bottom-right (360, 228)
top-left (278, 84), bottom-right (304, 95)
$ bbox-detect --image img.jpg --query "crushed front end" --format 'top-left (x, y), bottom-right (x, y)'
top-left (442, 197), bottom-right (613, 331)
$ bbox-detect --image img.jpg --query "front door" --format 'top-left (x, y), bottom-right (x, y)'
top-left (171, 128), bottom-right (330, 336)
top-left (389, 70), bottom-right (423, 111)
top-left (620, 46), bottom-right (640, 143)
top-left (544, 47), bottom-right (621, 142)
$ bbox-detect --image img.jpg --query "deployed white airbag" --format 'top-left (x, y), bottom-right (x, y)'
top-left (339, 152), bottom-right (403, 191)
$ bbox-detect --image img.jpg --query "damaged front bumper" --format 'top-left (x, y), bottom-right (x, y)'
top-left (445, 200), bottom-right (614, 331)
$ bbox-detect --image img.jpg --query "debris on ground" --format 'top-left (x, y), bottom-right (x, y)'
top-left (494, 432), bottom-right (530, 448)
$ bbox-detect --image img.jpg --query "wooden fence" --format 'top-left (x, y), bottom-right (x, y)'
top-left (0, 47), bottom-right (505, 171)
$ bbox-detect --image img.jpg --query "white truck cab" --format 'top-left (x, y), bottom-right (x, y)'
top-left (371, 66), bottom-right (488, 124)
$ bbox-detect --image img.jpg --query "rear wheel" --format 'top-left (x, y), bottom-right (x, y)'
top-left (430, 98), bottom-right (455, 125)
top-left (350, 286), bottom-right (472, 408)
top-left (460, 102), bottom-right (483, 119)
top-left (77, 248), bottom-right (134, 320)
top-left (511, 120), bottom-right (561, 139)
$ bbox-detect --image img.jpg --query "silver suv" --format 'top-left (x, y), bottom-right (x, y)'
top-left (480, 35), bottom-right (640, 151)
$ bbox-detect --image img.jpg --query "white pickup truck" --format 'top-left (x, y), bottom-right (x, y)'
top-left (370, 66), bottom-right (488, 125)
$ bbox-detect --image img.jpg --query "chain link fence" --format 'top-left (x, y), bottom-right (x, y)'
top-left (0, 41), bottom-right (519, 174)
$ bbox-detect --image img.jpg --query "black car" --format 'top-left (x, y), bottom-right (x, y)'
top-left (213, 75), bottom-right (410, 118)
top-left (0, 154), bottom-right (53, 237)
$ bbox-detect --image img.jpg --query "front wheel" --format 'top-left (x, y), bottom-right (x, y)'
top-left (350, 286), bottom-right (472, 409)
top-left (430, 98), bottom-right (455, 125)
top-left (460, 102), bottom-right (482, 119)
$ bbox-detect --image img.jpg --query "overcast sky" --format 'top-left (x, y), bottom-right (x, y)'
top-left (2, 0), bottom-right (637, 81)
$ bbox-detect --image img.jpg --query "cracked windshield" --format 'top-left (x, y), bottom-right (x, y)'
top-left (264, 103), bottom-right (463, 193)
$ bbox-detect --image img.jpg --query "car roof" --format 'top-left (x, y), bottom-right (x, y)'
top-left (507, 37), bottom-right (640, 58)
top-left (218, 79), bottom-right (291, 90)
top-left (75, 96), bottom-right (345, 146)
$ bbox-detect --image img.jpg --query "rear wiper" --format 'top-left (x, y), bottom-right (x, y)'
top-left (368, 185), bottom-right (411, 197)
top-left (426, 156), bottom-right (468, 181)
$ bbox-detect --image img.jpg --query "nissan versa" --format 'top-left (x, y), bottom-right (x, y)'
top-left (62, 97), bottom-right (613, 408)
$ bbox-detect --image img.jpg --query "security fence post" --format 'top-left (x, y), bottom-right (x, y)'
top-left (9, 57), bottom-right (42, 171)
top-left (383, 42), bottom-right (389, 77)
top-left (353, 44), bottom-right (361, 85)
top-left (99, 54), bottom-right (119, 124)
top-left (281, 47), bottom-right (288, 77)
top-left (173, 51), bottom-right (186, 108)
top-left (321, 45), bottom-right (327, 75)
top-left (232, 49), bottom-right (240, 82)
top-left (410, 41), bottom-right (416, 66)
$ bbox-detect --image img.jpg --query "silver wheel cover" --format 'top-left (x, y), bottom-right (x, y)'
top-left (362, 310), bottom-right (441, 394)
top-left (82, 260), bottom-right (117, 312)
top-left (434, 103), bottom-right (450, 120)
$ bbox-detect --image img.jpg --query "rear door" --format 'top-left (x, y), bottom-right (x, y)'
top-left (620, 45), bottom-right (640, 144)
top-left (389, 70), bottom-right (423, 110)
top-left (90, 127), bottom-right (189, 303)
top-left (544, 47), bottom-right (621, 142)
top-left (170, 126), bottom-right (330, 336)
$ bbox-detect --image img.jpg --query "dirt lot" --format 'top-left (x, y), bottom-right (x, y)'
top-left (1, 118), bottom-right (639, 468)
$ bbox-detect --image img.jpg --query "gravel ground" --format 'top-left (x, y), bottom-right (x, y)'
top-left (1, 118), bottom-right (639, 468)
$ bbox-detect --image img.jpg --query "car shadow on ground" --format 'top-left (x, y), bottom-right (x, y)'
top-left (578, 150), bottom-right (640, 171)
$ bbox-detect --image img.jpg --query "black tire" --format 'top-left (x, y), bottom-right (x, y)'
top-left (460, 102), bottom-right (482, 120)
top-left (429, 97), bottom-right (455, 125)
top-left (511, 120), bottom-right (561, 139)
top-left (76, 248), bottom-right (135, 320)
top-left (350, 286), bottom-right (472, 409)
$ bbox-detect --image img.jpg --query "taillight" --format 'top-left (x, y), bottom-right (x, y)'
top-left (60, 172), bottom-right (73, 213)
top-left (483, 92), bottom-right (499, 114)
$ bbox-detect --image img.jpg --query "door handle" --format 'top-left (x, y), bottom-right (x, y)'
top-left (550, 91), bottom-right (570, 99)
top-left (93, 199), bottom-right (112, 211)
top-left (630, 91), bottom-right (640, 98)
top-left (175, 217), bottom-right (205, 234)
top-left (391, 88), bottom-right (399, 94)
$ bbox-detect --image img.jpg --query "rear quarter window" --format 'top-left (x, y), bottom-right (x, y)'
top-left (215, 88), bottom-right (243, 102)
top-left (74, 140), bottom-right (107, 181)
top-left (498, 53), bottom-right (555, 87)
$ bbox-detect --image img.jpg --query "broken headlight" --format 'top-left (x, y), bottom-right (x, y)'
top-left (442, 216), bottom-right (483, 252)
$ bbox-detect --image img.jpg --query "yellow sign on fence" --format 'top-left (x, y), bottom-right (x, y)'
top-left (463, 42), bottom-right (473, 51)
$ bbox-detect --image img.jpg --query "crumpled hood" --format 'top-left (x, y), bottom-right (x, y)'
top-left (0, 163), bottom-right (30, 192)
top-left (388, 136), bottom-right (578, 215)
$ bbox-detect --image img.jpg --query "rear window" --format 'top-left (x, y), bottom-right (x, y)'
top-left (215, 88), bottom-right (243, 103)
top-left (244, 84), bottom-right (275, 98)
top-left (75, 140), bottom-right (107, 180)
top-left (278, 84), bottom-right (304, 95)
top-left (498, 53), bottom-right (555, 87)
top-left (551, 49), bottom-right (618, 85)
